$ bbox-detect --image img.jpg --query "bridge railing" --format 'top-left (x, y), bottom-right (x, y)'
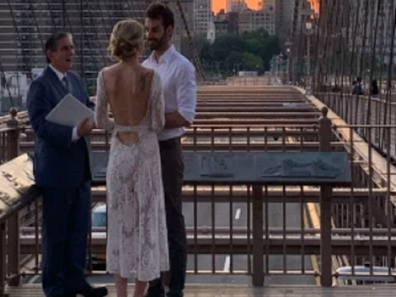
top-left (0, 115), bottom-right (339, 294)
top-left (0, 108), bottom-right (24, 165)
top-left (1, 118), bottom-right (396, 294)
top-left (0, 127), bottom-right (20, 165)
top-left (317, 92), bottom-right (396, 157)
top-left (0, 154), bottom-right (41, 297)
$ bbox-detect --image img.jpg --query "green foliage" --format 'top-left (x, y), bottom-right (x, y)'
top-left (242, 52), bottom-right (263, 70)
top-left (199, 29), bottom-right (281, 75)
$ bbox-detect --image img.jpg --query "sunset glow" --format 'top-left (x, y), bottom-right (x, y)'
top-left (212, 0), bottom-right (320, 14)
top-left (308, 0), bottom-right (320, 14)
top-left (212, 0), bottom-right (260, 13)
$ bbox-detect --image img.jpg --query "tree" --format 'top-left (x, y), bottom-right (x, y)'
top-left (242, 52), bottom-right (263, 70)
top-left (211, 34), bottom-right (244, 62)
top-left (261, 35), bottom-right (281, 70)
top-left (225, 51), bottom-right (243, 72)
top-left (198, 29), bottom-right (280, 75)
top-left (200, 41), bottom-right (213, 64)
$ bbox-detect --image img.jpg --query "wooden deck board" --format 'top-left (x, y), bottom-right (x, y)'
top-left (6, 284), bottom-right (396, 296)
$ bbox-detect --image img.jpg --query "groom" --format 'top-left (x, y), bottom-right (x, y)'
top-left (143, 3), bottom-right (197, 297)
top-left (27, 32), bottom-right (107, 297)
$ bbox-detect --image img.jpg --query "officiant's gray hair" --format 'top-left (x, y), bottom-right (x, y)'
top-left (45, 32), bottom-right (72, 63)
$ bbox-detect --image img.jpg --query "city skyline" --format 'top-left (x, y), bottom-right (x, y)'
top-left (212, 0), bottom-right (260, 13)
top-left (212, 0), bottom-right (320, 14)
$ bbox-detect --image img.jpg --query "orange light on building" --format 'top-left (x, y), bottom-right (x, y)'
top-left (307, 0), bottom-right (320, 14)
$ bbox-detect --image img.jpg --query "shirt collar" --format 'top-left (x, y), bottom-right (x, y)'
top-left (49, 64), bottom-right (66, 81)
top-left (148, 45), bottom-right (176, 65)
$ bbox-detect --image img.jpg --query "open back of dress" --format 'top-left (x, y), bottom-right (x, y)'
top-left (94, 68), bottom-right (169, 281)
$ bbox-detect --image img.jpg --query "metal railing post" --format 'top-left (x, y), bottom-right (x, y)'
top-left (7, 213), bottom-right (20, 286)
top-left (0, 222), bottom-right (6, 297)
top-left (6, 108), bottom-right (20, 160)
top-left (252, 185), bottom-right (264, 286)
top-left (318, 107), bottom-right (333, 287)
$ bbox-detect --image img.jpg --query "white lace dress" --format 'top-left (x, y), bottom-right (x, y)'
top-left (94, 70), bottom-right (169, 281)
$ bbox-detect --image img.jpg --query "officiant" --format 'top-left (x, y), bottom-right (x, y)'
top-left (26, 32), bottom-right (108, 297)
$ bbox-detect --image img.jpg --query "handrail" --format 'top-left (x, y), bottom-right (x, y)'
top-left (0, 154), bottom-right (39, 225)
top-left (0, 154), bottom-right (41, 295)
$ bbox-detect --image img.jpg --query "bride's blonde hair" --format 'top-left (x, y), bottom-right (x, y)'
top-left (108, 19), bottom-right (144, 61)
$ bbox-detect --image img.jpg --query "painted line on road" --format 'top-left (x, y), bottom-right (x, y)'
top-left (28, 274), bottom-right (40, 284)
top-left (234, 208), bottom-right (241, 220)
top-left (223, 256), bottom-right (230, 272)
top-left (304, 202), bottom-right (321, 286)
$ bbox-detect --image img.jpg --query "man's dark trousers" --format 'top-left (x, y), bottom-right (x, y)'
top-left (41, 180), bottom-right (91, 297)
top-left (148, 137), bottom-right (187, 297)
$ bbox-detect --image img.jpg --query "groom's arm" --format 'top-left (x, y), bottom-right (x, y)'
top-left (165, 62), bottom-right (196, 128)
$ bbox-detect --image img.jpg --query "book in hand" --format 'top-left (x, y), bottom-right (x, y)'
top-left (45, 94), bottom-right (94, 127)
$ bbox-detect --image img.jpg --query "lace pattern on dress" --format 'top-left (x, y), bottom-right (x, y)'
top-left (94, 70), bottom-right (168, 281)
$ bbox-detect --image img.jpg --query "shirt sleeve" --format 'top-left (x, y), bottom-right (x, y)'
top-left (175, 62), bottom-right (197, 124)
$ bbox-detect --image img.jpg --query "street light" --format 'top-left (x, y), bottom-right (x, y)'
top-left (279, 53), bottom-right (284, 81)
top-left (285, 40), bottom-right (292, 83)
top-left (305, 19), bottom-right (313, 95)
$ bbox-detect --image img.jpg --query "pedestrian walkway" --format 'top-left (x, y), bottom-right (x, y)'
top-left (6, 284), bottom-right (396, 297)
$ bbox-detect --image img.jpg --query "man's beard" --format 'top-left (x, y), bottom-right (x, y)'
top-left (149, 34), bottom-right (166, 51)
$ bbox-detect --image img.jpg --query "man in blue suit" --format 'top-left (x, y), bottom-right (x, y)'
top-left (27, 32), bottom-right (108, 297)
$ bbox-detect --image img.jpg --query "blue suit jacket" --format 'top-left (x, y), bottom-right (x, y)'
top-left (27, 66), bottom-right (95, 188)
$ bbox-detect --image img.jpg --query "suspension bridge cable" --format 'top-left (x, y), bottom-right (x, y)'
top-left (0, 55), bottom-right (15, 107)
top-left (175, 0), bottom-right (205, 82)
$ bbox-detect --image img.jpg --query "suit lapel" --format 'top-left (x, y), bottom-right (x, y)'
top-left (67, 73), bottom-right (85, 104)
top-left (44, 67), bottom-right (85, 105)
top-left (44, 67), bottom-right (68, 102)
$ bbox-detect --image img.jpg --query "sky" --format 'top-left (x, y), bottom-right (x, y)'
top-left (212, 0), bottom-right (260, 13)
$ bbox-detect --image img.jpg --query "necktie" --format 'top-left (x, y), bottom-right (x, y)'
top-left (62, 76), bottom-right (69, 92)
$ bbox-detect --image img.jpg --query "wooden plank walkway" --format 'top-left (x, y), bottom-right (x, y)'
top-left (6, 284), bottom-right (396, 296)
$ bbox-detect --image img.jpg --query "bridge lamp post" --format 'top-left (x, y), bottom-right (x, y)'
top-left (285, 40), bottom-right (292, 83)
top-left (340, 27), bottom-right (347, 84)
top-left (278, 53), bottom-right (284, 83)
top-left (270, 56), bottom-right (276, 84)
top-left (305, 20), bottom-right (313, 95)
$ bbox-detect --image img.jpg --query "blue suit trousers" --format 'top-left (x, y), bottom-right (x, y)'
top-left (41, 181), bottom-right (91, 297)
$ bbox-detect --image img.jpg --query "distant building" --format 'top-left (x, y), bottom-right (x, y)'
top-left (194, 0), bottom-right (212, 36)
top-left (215, 9), bottom-right (227, 22)
top-left (262, 0), bottom-right (276, 10)
top-left (239, 8), bottom-right (276, 35)
top-left (275, 0), bottom-right (296, 38)
top-left (214, 20), bottom-right (229, 37)
top-left (226, 0), bottom-right (248, 13)
top-left (227, 12), bottom-right (240, 34)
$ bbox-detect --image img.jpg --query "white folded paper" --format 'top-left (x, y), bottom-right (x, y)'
top-left (45, 94), bottom-right (94, 126)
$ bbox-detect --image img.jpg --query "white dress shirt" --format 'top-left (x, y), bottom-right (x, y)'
top-left (142, 45), bottom-right (197, 141)
top-left (48, 64), bottom-right (79, 142)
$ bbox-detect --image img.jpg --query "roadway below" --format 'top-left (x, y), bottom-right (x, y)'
top-left (22, 199), bottom-right (316, 286)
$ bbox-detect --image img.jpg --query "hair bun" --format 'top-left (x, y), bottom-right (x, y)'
top-left (108, 19), bottom-right (144, 61)
top-left (112, 38), bottom-right (138, 58)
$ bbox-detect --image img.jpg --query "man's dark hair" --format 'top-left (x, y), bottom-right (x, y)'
top-left (146, 3), bottom-right (175, 29)
top-left (44, 32), bottom-right (71, 63)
